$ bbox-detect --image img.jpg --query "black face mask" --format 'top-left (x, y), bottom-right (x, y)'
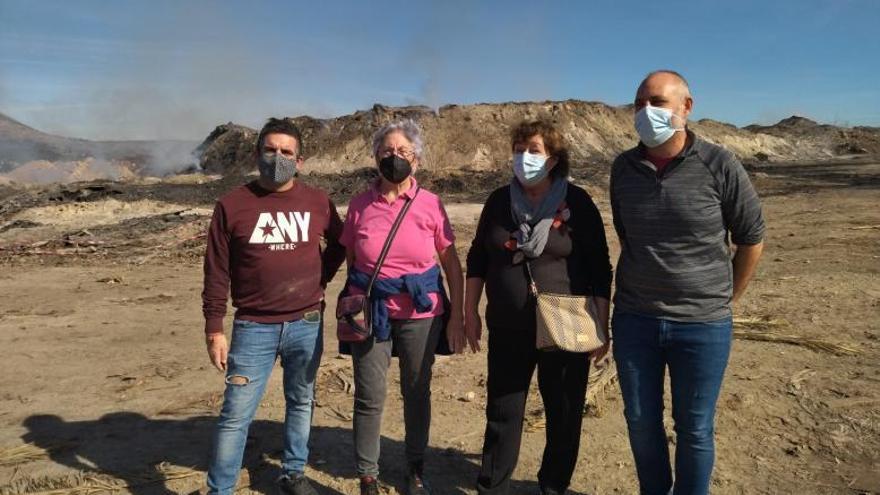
top-left (378, 155), bottom-right (412, 184)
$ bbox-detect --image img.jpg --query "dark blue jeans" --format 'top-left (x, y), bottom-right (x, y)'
top-left (612, 310), bottom-right (732, 495)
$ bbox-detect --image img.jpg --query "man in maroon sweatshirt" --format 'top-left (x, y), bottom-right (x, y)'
top-left (201, 118), bottom-right (345, 495)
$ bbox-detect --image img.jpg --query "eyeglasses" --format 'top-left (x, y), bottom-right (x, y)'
top-left (378, 147), bottom-right (415, 160)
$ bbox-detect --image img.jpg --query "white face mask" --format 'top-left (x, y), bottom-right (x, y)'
top-left (634, 104), bottom-right (686, 147)
top-left (512, 152), bottom-right (549, 186)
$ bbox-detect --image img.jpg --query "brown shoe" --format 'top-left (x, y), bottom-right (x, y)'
top-left (360, 476), bottom-right (380, 495)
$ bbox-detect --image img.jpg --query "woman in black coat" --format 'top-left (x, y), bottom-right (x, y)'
top-left (464, 120), bottom-right (613, 495)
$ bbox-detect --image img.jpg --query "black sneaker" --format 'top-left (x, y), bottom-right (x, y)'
top-left (277, 474), bottom-right (318, 495)
top-left (360, 476), bottom-right (380, 495)
top-left (406, 463), bottom-right (430, 495)
top-left (539, 484), bottom-right (564, 495)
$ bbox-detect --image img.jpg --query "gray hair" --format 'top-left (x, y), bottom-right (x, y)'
top-left (371, 119), bottom-right (425, 161)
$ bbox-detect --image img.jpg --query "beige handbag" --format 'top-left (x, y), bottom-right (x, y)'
top-left (525, 262), bottom-right (607, 353)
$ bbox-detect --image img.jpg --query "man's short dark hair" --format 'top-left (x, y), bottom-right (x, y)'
top-left (256, 118), bottom-right (304, 158)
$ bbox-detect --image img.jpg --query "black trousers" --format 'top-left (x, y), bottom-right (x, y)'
top-left (476, 325), bottom-right (591, 494)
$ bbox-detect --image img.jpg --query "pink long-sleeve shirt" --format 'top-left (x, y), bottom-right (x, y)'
top-left (340, 179), bottom-right (455, 319)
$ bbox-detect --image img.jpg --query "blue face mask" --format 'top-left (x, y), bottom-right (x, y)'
top-left (512, 152), bottom-right (549, 186)
top-left (634, 104), bottom-right (685, 147)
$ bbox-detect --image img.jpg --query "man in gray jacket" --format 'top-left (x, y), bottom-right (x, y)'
top-left (610, 70), bottom-right (765, 495)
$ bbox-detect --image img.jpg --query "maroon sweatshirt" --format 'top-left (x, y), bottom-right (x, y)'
top-left (202, 180), bottom-right (345, 334)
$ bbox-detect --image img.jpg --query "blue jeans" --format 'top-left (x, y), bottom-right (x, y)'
top-left (612, 310), bottom-right (732, 495)
top-left (207, 311), bottom-right (323, 495)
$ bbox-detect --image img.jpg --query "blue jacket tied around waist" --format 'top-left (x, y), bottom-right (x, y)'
top-left (347, 264), bottom-right (443, 341)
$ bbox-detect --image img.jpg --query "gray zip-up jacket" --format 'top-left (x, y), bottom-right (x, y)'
top-left (610, 131), bottom-right (765, 322)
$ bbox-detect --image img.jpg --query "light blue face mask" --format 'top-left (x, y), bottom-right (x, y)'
top-left (512, 151), bottom-right (549, 186)
top-left (634, 104), bottom-right (685, 147)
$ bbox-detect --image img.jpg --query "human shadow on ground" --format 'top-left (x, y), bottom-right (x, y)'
top-left (307, 424), bottom-right (589, 495)
top-left (22, 414), bottom-right (587, 495)
top-left (21, 413), bottom-right (339, 495)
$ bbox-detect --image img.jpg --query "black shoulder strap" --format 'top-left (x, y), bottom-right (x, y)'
top-left (365, 186), bottom-right (421, 298)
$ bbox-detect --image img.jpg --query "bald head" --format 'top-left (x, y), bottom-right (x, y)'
top-left (635, 69), bottom-right (694, 120)
top-left (641, 70), bottom-right (690, 93)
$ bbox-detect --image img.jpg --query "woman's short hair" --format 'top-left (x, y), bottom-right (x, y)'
top-left (510, 120), bottom-right (570, 179)
top-left (371, 119), bottom-right (425, 161)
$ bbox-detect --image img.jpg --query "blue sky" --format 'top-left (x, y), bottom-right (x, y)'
top-left (0, 0), bottom-right (878, 140)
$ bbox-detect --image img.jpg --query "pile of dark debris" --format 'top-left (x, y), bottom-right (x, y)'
top-left (0, 166), bottom-right (553, 266)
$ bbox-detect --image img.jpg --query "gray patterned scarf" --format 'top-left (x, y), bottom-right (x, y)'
top-left (509, 177), bottom-right (568, 259)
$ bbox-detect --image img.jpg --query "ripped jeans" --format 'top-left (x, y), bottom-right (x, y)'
top-left (207, 311), bottom-right (323, 495)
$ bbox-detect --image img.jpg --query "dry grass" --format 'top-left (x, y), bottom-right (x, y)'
top-left (155, 391), bottom-right (222, 416)
top-left (0, 445), bottom-right (53, 467)
top-left (587, 361), bottom-right (618, 404)
top-left (733, 316), bottom-right (860, 356)
top-left (2, 463), bottom-right (202, 495)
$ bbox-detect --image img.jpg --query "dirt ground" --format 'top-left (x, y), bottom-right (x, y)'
top-left (0, 159), bottom-right (878, 494)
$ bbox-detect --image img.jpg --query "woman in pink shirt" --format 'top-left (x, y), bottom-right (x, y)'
top-left (339, 120), bottom-right (465, 495)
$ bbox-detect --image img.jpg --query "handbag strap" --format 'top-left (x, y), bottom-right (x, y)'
top-left (525, 260), bottom-right (595, 301)
top-left (524, 261), bottom-right (539, 298)
top-left (364, 186), bottom-right (421, 298)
